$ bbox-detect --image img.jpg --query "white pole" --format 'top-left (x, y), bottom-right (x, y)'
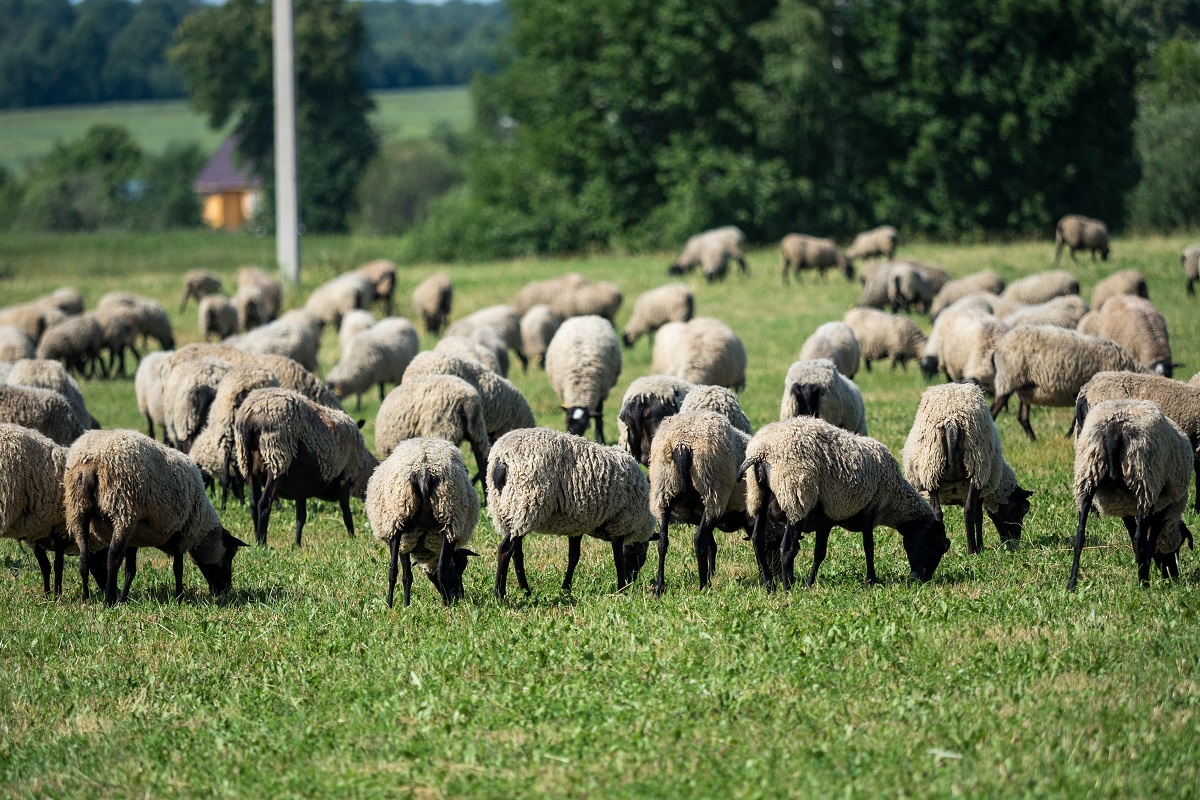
top-left (272, 0), bottom-right (300, 285)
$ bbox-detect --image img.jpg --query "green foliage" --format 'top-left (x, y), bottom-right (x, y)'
top-left (1144, 35), bottom-right (1200, 105)
top-left (359, 0), bottom-right (508, 89)
top-left (1129, 101), bottom-right (1200, 230)
top-left (351, 138), bottom-right (461, 235)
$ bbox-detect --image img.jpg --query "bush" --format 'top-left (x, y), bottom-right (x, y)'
top-left (352, 140), bottom-right (461, 235)
top-left (1129, 101), bottom-right (1200, 231)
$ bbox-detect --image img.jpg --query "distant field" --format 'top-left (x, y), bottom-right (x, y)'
top-left (0, 86), bottom-right (471, 174)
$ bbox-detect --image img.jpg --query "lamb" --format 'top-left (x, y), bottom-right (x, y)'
top-left (1076, 295), bottom-right (1173, 377)
top-left (338, 309), bottom-right (375, 357)
top-left (616, 374), bottom-right (694, 466)
top-left (1055, 214), bottom-right (1110, 264)
top-left (621, 283), bottom-right (694, 347)
top-left (5, 358), bottom-right (98, 431)
top-left (1002, 295), bottom-right (1090, 329)
top-left (519, 304), bottom-right (563, 369)
top-left (780, 359), bottom-right (868, 435)
top-left (929, 271), bottom-right (1007, 319)
top-left (0, 384), bottom-right (85, 445)
top-left (1068, 399), bottom-right (1193, 589)
top-left (326, 317), bottom-right (420, 406)
top-left (304, 272), bottom-right (373, 327)
top-left (235, 387), bottom-right (379, 547)
top-left (845, 225), bottom-right (898, 261)
top-left (739, 416), bottom-right (950, 588)
top-left (0, 325), bottom-right (34, 362)
top-left (1001, 270), bottom-right (1080, 305)
top-left (237, 266), bottom-right (282, 322)
top-left (679, 384), bottom-right (752, 434)
top-left (842, 308), bottom-right (926, 371)
top-left (902, 383), bottom-right (1033, 553)
top-left (375, 374), bottom-right (490, 478)
top-left (445, 305), bottom-right (524, 370)
top-left (225, 310), bottom-right (322, 373)
top-left (990, 325), bottom-right (1138, 440)
top-left (180, 270), bottom-right (223, 311)
top-left (366, 438), bottom-right (480, 607)
top-left (921, 307), bottom-right (1009, 392)
top-left (544, 315), bottom-right (622, 441)
top-left (655, 317), bottom-right (747, 390)
top-left (885, 262), bottom-right (937, 313)
top-left (435, 334), bottom-right (505, 375)
top-left (411, 272), bottom-right (453, 335)
top-left (1091, 269), bottom-right (1148, 310)
top-left (35, 315), bottom-right (104, 377)
top-left (199, 295), bottom-right (239, 341)
top-left (1183, 244), bottom-right (1200, 296)
top-left (798, 322), bottom-right (860, 379)
top-left (402, 351), bottom-right (535, 441)
top-left (135, 350), bottom-right (171, 440)
top-left (355, 259), bottom-right (397, 315)
top-left (780, 234), bottom-right (853, 284)
top-left (670, 225), bottom-right (749, 282)
top-left (487, 427), bottom-right (654, 597)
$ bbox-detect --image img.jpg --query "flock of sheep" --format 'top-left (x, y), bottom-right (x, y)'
top-left (2, 213), bottom-right (1200, 607)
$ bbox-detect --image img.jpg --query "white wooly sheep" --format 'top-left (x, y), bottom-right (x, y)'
top-left (199, 295), bottom-right (239, 341)
top-left (237, 267), bottom-right (282, 322)
top-left (1183, 244), bottom-right (1200, 297)
top-left (486, 427), bottom-right (655, 597)
top-left (650, 321), bottom-right (686, 375)
top-left (181, 270), bottom-right (223, 311)
top-left (1091, 269), bottom-right (1148, 311)
top-left (40, 287), bottom-right (84, 315)
top-left (1069, 399), bottom-right (1193, 590)
top-left (648, 410), bottom-right (753, 594)
top-left (162, 343), bottom-right (341, 410)
top-left (162, 355), bottom-right (234, 451)
top-left (1000, 270), bottom-right (1080, 305)
top-left (1002, 294), bottom-right (1090, 329)
top-left (921, 308), bottom-right (1009, 392)
top-left (798, 321), bottom-right (860, 379)
top-left (622, 283), bottom-right (694, 347)
top-left (616, 374), bottom-right (694, 466)
top-left (35, 315), bottom-right (104, 377)
top-left (5, 358), bottom-right (97, 431)
top-left (842, 308), bottom-right (926, 371)
top-left (338, 309), bottom-right (376, 357)
top-left (544, 315), bottom-right (622, 442)
top-left (402, 351), bottom-right (535, 442)
top-left (464, 325), bottom-right (511, 376)
top-left (412, 272), bottom-right (453, 335)
top-left (929, 270), bottom-right (1007, 320)
top-left (655, 317), bottom-right (747, 390)
top-left (188, 365), bottom-right (280, 509)
top-left (366, 438), bottom-right (480, 607)
top-left (375, 374), bottom-right (490, 478)
top-left (326, 318), bottom-right (420, 406)
top-left (64, 429), bottom-right (248, 605)
top-left (519, 304), bottom-right (563, 369)
top-left (885, 262), bottom-right (937, 313)
top-left (224, 310), bottom-right (322, 373)
top-left (556, 281), bottom-right (624, 321)
top-left (0, 303), bottom-right (65, 345)
top-left (1076, 294), bottom-right (1174, 377)
top-left (845, 225), bottom-right (898, 261)
top-left (90, 306), bottom-right (140, 378)
top-left (235, 387), bottom-right (379, 548)
top-left (304, 272), bottom-right (374, 328)
top-left (780, 359), bottom-right (867, 435)
top-left (779, 234), bottom-right (853, 284)
top-left (446, 305), bottom-right (525, 371)
top-left (511, 273), bottom-right (588, 315)
top-left (135, 350), bottom-right (171, 440)
top-left (0, 325), bottom-right (34, 362)
top-left (902, 384), bottom-right (1033, 554)
top-left (232, 283), bottom-right (270, 331)
top-left (355, 259), bottom-right (397, 315)
top-left (679, 384), bottom-right (752, 434)
top-left (96, 292), bottom-right (175, 353)
top-left (1055, 214), bottom-right (1110, 264)
top-left (670, 226), bottom-right (749, 282)
top-left (990, 325), bottom-right (1137, 441)
top-left (0, 384), bottom-right (85, 445)
top-left (434, 333), bottom-right (505, 375)
top-left (739, 416), bottom-right (950, 589)
top-left (938, 291), bottom-right (1023, 320)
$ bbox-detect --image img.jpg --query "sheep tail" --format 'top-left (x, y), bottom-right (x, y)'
top-left (792, 383), bottom-right (822, 418)
top-left (1103, 424), bottom-right (1125, 484)
top-left (672, 443), bottom-right (695, 497)
top-left (682, 294), bottom-right (695, 322)
top-left (490, 460), bottom-right (508, 496)
top-left (65, 464), bottom-right (100, 545)
top-left (939, 422), bottom-right (959, 476)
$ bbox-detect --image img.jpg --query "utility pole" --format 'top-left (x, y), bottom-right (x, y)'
top-left (272, 0), bottom-right (300, 285)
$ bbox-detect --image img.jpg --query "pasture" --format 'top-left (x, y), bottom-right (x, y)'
top-left (1, 230), bottom-right (1199, 797)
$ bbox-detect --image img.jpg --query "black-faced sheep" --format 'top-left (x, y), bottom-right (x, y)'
top-left (519, 304), bottom-right (563, 369)
top-left (446, 305), bottom-right (525, 371)
top-left (842, 308), bottom-right (926, 371)
top-left (237, 268), bottom-right (283, 323)
top-left (798, 321), bottom-right (860, 379)
top-left (5, 358), bottom-right (98, 431)
top-left (355, 259), bottom-right (397, 316)
top-left (0, 384), bottom-right (85, 445)
top-left (616, 374), bottom-right (694, 466)
top-left (544, 315), bottom-right (622, 441)
top-left (652, 317), bottom-right (747, 390)
top-left (780, 359), bottom-right (867, 435)
top-left (412, 272), bottom-right (454, 335)
top-left (622, 283), bottom-right (694, 347)
top-left (1001, 270), bottom-right (1080, 304)
top-left (1002, 295), bottom-right (1090, 330)
top-left (678, 384), bottom-right (752, 434)
top-left (326, 318), bottom-right (420, 407)
top-left (929, 271), bottom-right (1006, 320)
top-left (670, 226), bottom-right (748, 282)
top-left (375, 374), bottom-right (490, 479)
top-left (199, 295), bottom-right (239, 341)
top-left (1076, 295), bottom-right (1174, 377)
top-left (1091, 269), bottom-right (1148, 311)
top-left (181, 270), bottom-right (223, 312)
top-left (402, 351), bottom-right (535, 442)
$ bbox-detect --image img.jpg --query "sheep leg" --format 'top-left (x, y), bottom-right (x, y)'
top-left (1067, 493), bottom-right (1093, 591)
top-left (611, 539), bottom-right (628, 590)
top-left (654, 506), bottom-right (670, 597)
top-left (695, 515), bottom-right (718, 590)
top-left (144, 414), bottom-right (156, 440)
top-left (53, 547), bottom-right (65, 596)
top-left (990, 393), bottom-right (1010, 419)
top-left (386, 536), bottom-right (400, 608)
top-left (339, 485), bottom-right (355, 537)
top-left (750, 507), bottom-right (776, 590)
top-left (805, 525), bottom-right (831, 588)
top-left (863, 358), bottom-right (873, 372)
top-left (494, 533), bottom-right (514, 599)
top-left (1017, 400), bottom-right (1036, 441)
top-left (294, 498), bottom-right (306, 548)
top-left (563, 536), bottom-right (582, 593)
top-left (780, 521), bottom-right (803, 590)
top-left (1189, 278), bottom-right (1196, 297)
top-left (437, 533), bottom-right (459, 604)
top-left (964, 484), bottom-right (982, 555)
top-left (1194, 457), bottom-right (1200, 512)
top-left (736, 256), bottom-right (748, 276)
top-left (863, 528), bottom-right (880, 586)
top-left (173, 551), bottom-right (184, 600)
top-left (258, 475), bottom-right (280, 547)
top-left (119, 548), bottom-right (137, 603)
top-left (104, 538), bottom-right (127, 607)
top-left (781, 262), bottom-right (790, 286)
top-left (512, 537), bottom-right (530, 595)
top-left (1054, 241), bottom-right (1065, 265)
top-left (79, 538), bottom-right (91, 603)
top-left (928, 488), bottom-right (943, 523)
top-left (33, 545), bottom-right (52, 595)
top-left (1135, 512), bottom-right (1153, 587)
top-left (401, 553), bottom-right (415, 608)
top-left (594, 402), bottom-right (606, 445)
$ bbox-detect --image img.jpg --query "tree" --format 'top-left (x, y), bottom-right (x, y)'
top-left (171, 0), bottom-right (378, 232)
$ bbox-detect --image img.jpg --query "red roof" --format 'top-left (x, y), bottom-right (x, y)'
top-left (193, 135), bottom-right (263, 193)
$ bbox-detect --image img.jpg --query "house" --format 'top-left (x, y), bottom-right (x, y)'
top-left (193, 135), bottom-right (263, 231)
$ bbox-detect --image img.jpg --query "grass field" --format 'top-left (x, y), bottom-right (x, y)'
top-left (2, 231), bottom-right (1200, 797)
top-left (0, 86), bottom-right (471, 174)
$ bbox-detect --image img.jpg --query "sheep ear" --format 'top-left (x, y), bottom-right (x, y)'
top-left (357, 419), bottom-right (366, 429)
top-left (736, 459), bottom-right (754, 481)
top-left (222, 530), bottom-right (250, 548)
top-left (461, 549), bottom-right (481, 558)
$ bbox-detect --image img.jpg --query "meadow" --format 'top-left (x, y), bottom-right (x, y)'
top-left (1, 230), bottom-right (1200, 797)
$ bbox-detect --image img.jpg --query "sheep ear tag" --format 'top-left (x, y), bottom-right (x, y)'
top-left (571, 408), bottom-right (587, 421)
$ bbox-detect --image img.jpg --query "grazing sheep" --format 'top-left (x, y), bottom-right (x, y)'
top-left (5, 358), bottom-right (97, 431)
top-left (1001, 270), bottom-right (1080, 305)
top-left (446, 305), bottom-right (525, 371)
top-left (670, 226), bottom-right (749, 282)
top-left (740, 417), bottom-right (950, 588)
top-left (0, 384), bottom-right (85, 445)
top-left (845, 225), bottom-right (898, 261)
top-left (163, 343), bottom-right (341, 410)
top-left (799, 321), bottom-right (861, 379)
top-left (412, 273), bottom-right (453, 335)
top-left (35, 315), bottom-right (104, 377)
top-left (905, 260), bottom-right (952, 293)
top-left (921, 308), bottom-right (1009, 392)
top-left (233, 284), bottom-right (270, 332)
top-left (355, 259), bottom-right (397, 315)
top-left (557, 281), bottom-right (624, 321)
top-left (1003, 295), bottom-right (1090, 330)
top-left (679, 384), bottom-right (752, 434)
top-left (1183, 244), bottom-right (1200, 296)
top-left (938, 291), bottom-right (1022, 321)
top-left (403, 351), bottom-right (536, 442)
top-left (780, 234), bottom-right (853, 284)
top-left (435, 333), bottom-right (505, 375)
top-left (650, 321), bottom-right (686, 375)
top-left (375, 374), bottom-right (490, 478)
top-left (65, 429), bottom-right (248, 604)
top-left (89, 307), bottom-right (139, 378)
top-left (0, 303), bottom-right (64, 345)
top-left (135, 351), bottom-right (171, 440)
top-left (511, 273), bottom-right (588, 315)
top-left (224, 310), bottom-right (322, 373)
top-left (237, 267), bottom-right (282, 322)
top-left (1069, 399), bottom-right (1192, 590)
top-left (304, 272), bottom-right (373, 328)
top-left (617, 374), bottom-right (694, 466)
top-left (0, 325), bottom-right (34, 362)
top-left (544, 315), bottom-right (622, 442)
top-left (885, 262), bottom-right (937, 313)
top-left (1091, 269), bottom-right (1148, 311)
top-left (96, 292), bottom-right (175, 353)
top-left (39, 287), bottom-right (84, 316)
top-left (338, 309), bottom-right (376, 357)
top-left (990, 325), bottom-right (1138, 440)
top-left (487, 427), bottom-right (654, 597)
top-left (199, 295), bottom-right (239, 341)
top-left (902, 384), bottom-right (1033, 553)
top-left (519, 304), bottom-right (563, 369)
top-left (1076, 295), bottom-right (1173, 377)
top-left (655, 317), bottom-right (747, 390)
top-left (780, 359), bottom-right (867, 435)
top-left (856, 262), bottom-right (893, 309)
top-left (326, 318), bottom-right (420, 407)
top-left (366, 438), bottom-right (480, 607)
top-left (842, 308), bottom-right (926, 371)
top-left (161, 355), bottom-right (234, 451)
top-left (181, 270), bottom-right (223, 311)
top-left (929, 271), bottom-right (1007, 320)
top-left (1055, 214), bottom-right (1110, 264)
top-left (622, 283), bottom-right (694, 347)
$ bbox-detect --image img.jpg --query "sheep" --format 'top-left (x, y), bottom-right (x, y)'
top-left (96, 292), bottom-right (175, 353)
top-left (544, 315), bottom-right (622, 442)
top-left (446, 305), bottom-right (525, 371)
top-left (487, 427), bottom-right (654, 597)
top-left (1091, 269), bottom-right (1148, 311)
top-left (0, 303), bottom-right (64, 345)
top-left (1069, 399), bottom-right (1193, 589)
top-left (648, 411), bottom-right (753, 593)
top-left (557, 281), bottom-right (624, 321)
top-left (670, 226), bottom-right (749, 282)
top-left (519, 304), bottom-right (563, 369)
top-left (902, 383), bottom-right (1033, 553)
top-left (904, 260), bottom-right (951, 293)
top-left (655, 317), bottom-right (747, 390)
top-left (780, 359), bottom-right (868, 435)
top-left (780, 234), bottom-right (853, 284)
top-left (845, 225), bottom-right (898, 261)
top-left (990, 325), bottom-right (1138, 441)
top-left (375, 374), bottom-right (490, 478)
top-left (64, 429), bottom-right (248, 605)
top-left (366, 438), bottom-right (480, 607)
top-left (929, 271), bottom-right (1007, 320)
top-left (885, 262), bottom-right (936, 313)
top-left (355, 259), bottom-right (397, 315)
top-left (739, 416), bottom-right (950, 588)
top-left (511, 273), bottom-right (589, 315)
top-left (338, 309), bottom-right (375, 357)
top-left (39, 288), bottom-right (84, 316)
top-left (798, 322), bottom-right (860, 379)
top-left (435, 334), bottom-right (504, 375)
top-left (1055, 214), bottom-right (1110, 264)
top-left (679, 384), bottom-right (752, 434)
top-left (1076, 295), bottom-right (1174, 377)
top-left (161, 355), bottom-right (234, 451)
top-left (35, 315), bottom-right (104, 377)
top-left (162, 343), bottom-right (341, 409)
top-left (237, 266), bottom-right (282, 322)
top-left (412, 273), bottom-right (453, 335)
top-left (0, 384), bottom-right (85, 445)
top-left (5, 358), bottom-right (97, 431)
top-left (304, 272), bottom-right (373, 328)
top-left (857, 262), bottom-right (893, 309)
top-left (650, 321), bottom-right (686, 375)
top-left (326, 318), bottom-right (420, 407)
top-left (199, 295), bottom-right (239, 341)
top-left (90, 306), bottom-right (139, 378)
top-left (937, 291), bottom-right (1023, 321)
top-left (0, 325), bottom-right (34, 362)
top-left (921, 308), bottom-right (1009, 392)
top-left (235, 387), bottom-right (378, 547)
top-left (1002, 295), bottom-right (1090, 330)
top-left (180, 270), bottom-right (223, 311)
top-left (616, 374), bottom-right (694, 466)
top-left (224, 310), bottom-right (322, 373)
top-left (135, 351), bottom-right (171, 440)
top-left (621, 283), bottom-right (694, 347)
top-left (1001, 270), bottom-right (1081, 305)
top-left (1183, 244), bottom-right (1200, 296)
top-left (233, 283), bottom-right (270, 332)
top-left (403, 351), bottom-right (535, 442)
top-left (842, 308), bottom-right (926, 371)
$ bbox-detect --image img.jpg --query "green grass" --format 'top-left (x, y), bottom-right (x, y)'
top-left (2, 231), bottom-right (1200, 797)
top-left (0, 86), bottom-right (470, 174)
